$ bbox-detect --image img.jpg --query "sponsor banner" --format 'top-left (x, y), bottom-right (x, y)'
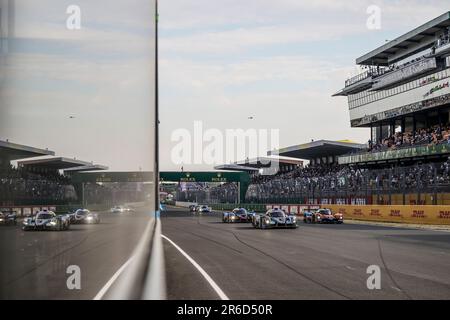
top-left (325, 205), bottom-right (450, 225)
top-left (289, 206), bottom-right (298, 214)
top-left (0, 206), bottom-right (57, 217)
top-left (339, 143), bottom-right (450, 164)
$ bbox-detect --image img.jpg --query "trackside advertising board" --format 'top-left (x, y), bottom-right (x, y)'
top-left (325, 205), bottom-right (450, 225)
top-left (267, 204), bottom-right (450, 224)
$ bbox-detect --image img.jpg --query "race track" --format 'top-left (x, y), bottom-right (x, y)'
top-left (162, 207), bottom-right (450, 300)
top-left (0, 208), bottom-right (152, 299)
top-left (2, 206), bottom-right (450, 300)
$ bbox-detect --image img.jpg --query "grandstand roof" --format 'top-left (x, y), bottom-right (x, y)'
top-left (0, 139), bottom-right (55, 160)
top-left (17, 157), bottom-right (92, 170)
top-left (270, 140), bottom-right (366, 160)
top-left (63, 164), bottom-right (109, 174)
top-left (357, 12), bottom-right (450, 66)
top-left (214, 164), bottom-right (260, 172)
top-left (233, 156), bottom-right (303, 169)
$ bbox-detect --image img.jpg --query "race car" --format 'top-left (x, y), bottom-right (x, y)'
top-left (197, 205), bottom-right (212, 214)
top-left (253, 208), bottom-right (298, 229)
top-left (312, 208), bottom-right (344, 224)
top-left (111, 206), bottom-right (125, 213)
top-left (189, 204), bottom-right (198, 212)
top-left (123, 206), bottom-right (134, 213)
top-left (0, 212), bottom-right (17, 226)
top-left (23, 210), bottom-right (70, 231)
top-left (71, 209), bottom-right (100, 224)
top-left (222, 208), bottom-right (252, 223)
top-left (303, 211), bottom-right (314, 223)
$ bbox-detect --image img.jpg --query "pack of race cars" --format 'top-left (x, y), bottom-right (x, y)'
top-left (0, 207), bottom-right (104, 232)
top-left (189, 204), bottom-right (212, 214)
top-left (219, 207), bottom-right (344, 229)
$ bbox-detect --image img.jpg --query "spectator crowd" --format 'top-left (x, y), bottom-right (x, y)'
top-left (368, 123), bottom-right (450, 153)
top-left (0, 164), bottom-right (78, 205)
top-left (245, 160), bottom-right (450, 203)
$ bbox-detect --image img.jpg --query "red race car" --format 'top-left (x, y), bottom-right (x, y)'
top-left (310, 208), bottom-right (344, 224)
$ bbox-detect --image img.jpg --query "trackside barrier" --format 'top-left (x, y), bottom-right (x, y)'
top-left (0, 205), bottom-right (57, 217)
top-left (175, 201), bottom-right (197, 208)
top-left (104, 214), bottom-right (166, 300)
top-left (267, 204), bottom-right (450, 225)
top-left (176, 202), bottom-right (267, 212)
top-left (264, 204), bottom-right (321, 215)
top-left (210, 204), bottom-right (267, 212)
top-left (55, 204), bottom-right (111, 214)
top-left (324, 205), bottom-right (450, 225)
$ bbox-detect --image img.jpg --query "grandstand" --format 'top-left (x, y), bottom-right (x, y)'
top-left (334, 12), bottom-right (450, 166)
top-left (269, 140), bottom-right (365, 165)
top-left (244, 13), bottom-right (450, 206)
top-left (0, 139), bottom-right (116, 209)
top-left (215, 156), bottom-right (304, 174)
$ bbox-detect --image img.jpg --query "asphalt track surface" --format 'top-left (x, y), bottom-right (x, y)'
top-left (162, 207), bottom-right (450, 300)
top-left (2, 206), bottom-right (450, 300)
top-left (0, 208), bottom-right (152, 299)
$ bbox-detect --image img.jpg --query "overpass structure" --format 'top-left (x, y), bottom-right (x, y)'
top-left (160, 171), bottom-right (250, 203)
top-left (70, 171), bottom-right (250, 205)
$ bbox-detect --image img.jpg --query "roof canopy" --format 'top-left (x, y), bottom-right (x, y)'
top-left (233, 156), bottom-right (303, 169)
top-left (214, 164), bottom-right (259, 172)
top-left (17, 157), bottom-right (92, 170)
top-left (0, 140), bottom-right (54, 161)
top-left (270, 140), bottom-right (366, 160)
top-left (63, 164), bottom-right (109, 174)
top-left (357, 12), bottom-right (450, 66)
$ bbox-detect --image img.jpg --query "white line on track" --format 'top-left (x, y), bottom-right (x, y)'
top-left (93, 256), bottom-right (134, 300)
top-left (391, 286), bottom-right (402, 292)
top-left (162, 234), bottom-right (230, 300)
top-left (345, 266), bottom-right (356, 271)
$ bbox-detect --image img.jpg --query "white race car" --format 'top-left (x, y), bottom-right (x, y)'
top-left (111, 206), bottom-right (125, 213)
top-left (253, 208), bottom-right (298, 229)
top-left (23, 210), bottom-right (70, 231)
top-left (197, 205), bottom-right (212, 214)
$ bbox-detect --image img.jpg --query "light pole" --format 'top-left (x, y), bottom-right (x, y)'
top-left (154, 0), bottom-right (160, 215)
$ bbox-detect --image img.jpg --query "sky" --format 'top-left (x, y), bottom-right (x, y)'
top-left (1, 0), bottom-right (450, 172)
top-left (158, 0), bottom-right (450, 171)
top-left (0, 0), bottom-right (156, 171)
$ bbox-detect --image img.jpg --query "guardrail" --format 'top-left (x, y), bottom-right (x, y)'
top-left (103, 212), bottom-right (166, 300)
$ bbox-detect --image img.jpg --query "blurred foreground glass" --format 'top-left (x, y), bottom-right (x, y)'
top-left (0, 0), bottom-right (157, 211)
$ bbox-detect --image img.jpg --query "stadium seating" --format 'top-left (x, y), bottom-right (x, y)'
top-left (245, 160), bottom-right (450, 205)
top-left (0, 165), bottom-right (77, 205)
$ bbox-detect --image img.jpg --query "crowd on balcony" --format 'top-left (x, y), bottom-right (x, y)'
top-left (435, 28), bottom-right (450, 49)
top-left (245, 160), bottom-right (450, 203)
top-left (0, 164), bottom-right (78, 205)
top-left (368, 123), bottom-right (450, 153)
